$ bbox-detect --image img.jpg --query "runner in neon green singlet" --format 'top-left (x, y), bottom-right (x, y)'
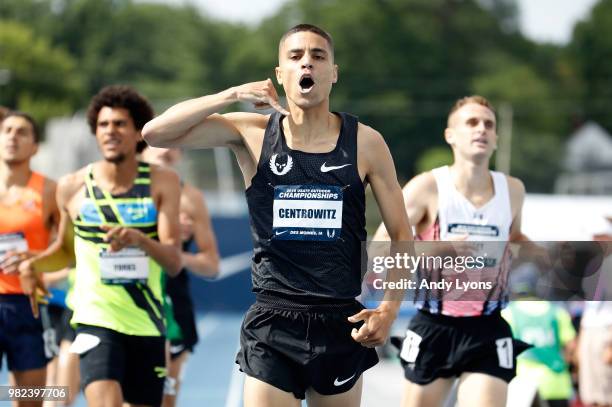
top-left (71, 162), bottom-right (165, 336)
top-left (20, 85), bottom-right (182, 407)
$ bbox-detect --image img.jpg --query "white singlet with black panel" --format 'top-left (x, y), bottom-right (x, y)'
top-left (416, 165), bottom-right (513, 316)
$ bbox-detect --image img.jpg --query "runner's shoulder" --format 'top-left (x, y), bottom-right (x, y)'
top-left (356, 121), bottom-right (383, 144)
top-left (149, 163), bottom-right (180, 188)
top-left (356, 122), bottom-right (390, 167)
top-left (505, 175), bottom-right (525, 198)
top-left (39, 173), bottom-right (57, 200)
top-left (180, 182), bottom-right (205, 215)
top-left (57, 167), bottom-right (88, 200)
top-left (404, 171), bottom-right (437, 200)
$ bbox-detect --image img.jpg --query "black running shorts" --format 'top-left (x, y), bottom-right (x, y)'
top-left (76, 324), bottom-right (166, 406)
top-left (58, 307), bottom-right (76, 343)
top-left (168, 308), bottom-right (198, 359)
top-left (236, 294), bottom-right (379, 399)
top-left (396, 310), bottom-right (530, 384)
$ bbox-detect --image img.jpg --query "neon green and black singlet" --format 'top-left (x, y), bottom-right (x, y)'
top-left (71, 162), bottom-right (165, 336)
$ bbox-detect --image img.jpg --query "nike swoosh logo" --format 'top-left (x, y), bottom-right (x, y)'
top-left (333, 373), bottom-right (356, 386)
top-left (275, 230), bottom-right (289, 236)
top-left (126, 209), bottom-right (146, 220)
top-left (320, 163), bottom-right (352, 172)
top-left (169, 344), bottom-right (185, 354)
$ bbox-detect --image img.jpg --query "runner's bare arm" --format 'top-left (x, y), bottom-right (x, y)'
top-left (141, 167), bottom-right (182, 275)
top-left (19, 175), bottom-right (78, 317)
top-left (506, 176), bottom-right (552, 268)
top-left (363, 127), bottom-right (413, 244)
top-left (508, 176), bottom-right (527, 242)
top-left (349, 126), bottom-right (413, 347)
top-left (180, 185), bottom-right (220, 278)
top-left (372, 173), bottom-right (435, 241)
top-left (21, 174), bottom-right (77, 274)
top-left (142, 79), bottom-right (288, 149)
top-left (43, 177), bottom-right (60, 240)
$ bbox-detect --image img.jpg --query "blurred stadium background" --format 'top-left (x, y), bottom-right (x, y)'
top-left (1, 0), bottom-right (612, 405)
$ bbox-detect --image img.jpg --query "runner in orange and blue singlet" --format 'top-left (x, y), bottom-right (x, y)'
top-left (0, 112), bottom-right (59, 405)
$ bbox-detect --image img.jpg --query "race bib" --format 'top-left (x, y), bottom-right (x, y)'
top-left (0, 232), bottom-right (29, 262)
top-left (448, 223), bottom-right (499, 238)
top-left (272, 185), bottom-right (343, 241)
top-left (447, 224), bottom-right (506, 267)
top-left (400, 329), bottom-right (423, 363)
top-left (99, 248), bottom-right (149, 285)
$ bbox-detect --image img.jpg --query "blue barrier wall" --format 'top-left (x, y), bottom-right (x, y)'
top-left (189, 215), bottom-right (255, 312)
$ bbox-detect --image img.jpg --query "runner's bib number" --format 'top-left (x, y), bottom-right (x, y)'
top-left (272, 185), bottom-right (343, 241)
top-left (99, 248), bottom-right (149, 285)
top-left (447, 223), bottom-right (499, 238)
top-left (447, 224), bottom-right (506, 267)
top-left (0, 232), bottom-right (29, 262)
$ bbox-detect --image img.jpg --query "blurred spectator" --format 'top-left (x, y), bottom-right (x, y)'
top-left (577, 218), bottom-right (612, 407)
top-left (504, 264), bottom-right (577, 407)
top-left (578, 301), bottom-right (612, 407)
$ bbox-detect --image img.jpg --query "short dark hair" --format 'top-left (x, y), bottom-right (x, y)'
top-left (2, 111), bottom-right (41, 143)
top-left (447, 95), bottom-right (496, 127)
top-left (279, 24), bottom-right (334, 57)
top-left (87, 85), bottom-right (154, 153)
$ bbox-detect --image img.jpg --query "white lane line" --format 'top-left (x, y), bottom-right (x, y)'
top-left (218, 251), bottom-right (252, 280)
top-left (224, 345), bottom-right (245, 407)
top-left (197, 313), bottom-right (221, 340)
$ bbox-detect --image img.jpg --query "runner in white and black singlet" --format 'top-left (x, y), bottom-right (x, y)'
top-left (143, 24), bottom-right (413, 407)
top-left (374, 96), bottom-right (533, 407)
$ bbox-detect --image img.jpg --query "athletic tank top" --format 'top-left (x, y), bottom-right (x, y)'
top-left (246, 112), bottom-right (366, 300)
top-left (415, 166), bottom-right (512, 316)
top-left (0, 172), bottom-right (51, 294)
top-left (71, 162), bottom-right (165, 336)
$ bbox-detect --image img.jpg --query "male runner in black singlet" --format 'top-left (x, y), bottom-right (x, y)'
top-left (143, 24), bottom-right (412, 407)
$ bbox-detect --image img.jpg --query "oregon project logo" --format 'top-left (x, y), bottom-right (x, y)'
top-left (269, 153), bottom-right (293, 176)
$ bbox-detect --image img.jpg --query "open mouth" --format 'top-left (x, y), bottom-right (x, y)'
top-left (104, 139), bottom-right (121, 148)
top-left (299, 75), bottom-right (315, 93)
